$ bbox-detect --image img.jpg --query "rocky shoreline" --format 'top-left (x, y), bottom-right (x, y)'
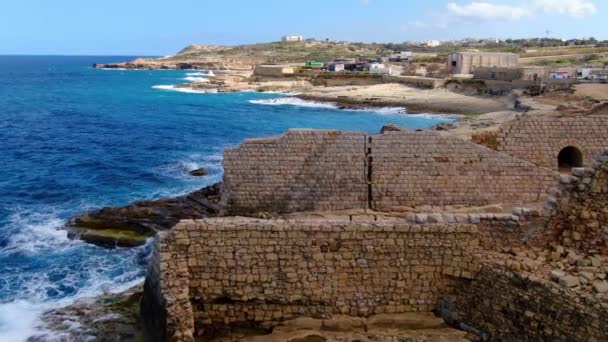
top-left (66, 183), bottom-right (222, 247)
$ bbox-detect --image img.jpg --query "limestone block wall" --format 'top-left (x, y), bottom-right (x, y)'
top-left (545, 150), bottom-right (608, 254)
top-left (146, 218), bottom-right (481, 341)
top-left (440, 265), bottom-right (608, 341)
top-left (497, 116), bottom-right (608, 169)
top-left (223, 130), bottom-right (368, 214)
top-left (371, 131), bottom-right (556, 210)
top-left (224, 129), bottom-right (556, 214)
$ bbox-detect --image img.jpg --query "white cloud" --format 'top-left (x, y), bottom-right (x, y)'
top-left (446, 0), bottom-right (597, 22)
top-left (535, 0), bottom-right (597, 17)
top-left (447, 2), bottom-right (531, 21)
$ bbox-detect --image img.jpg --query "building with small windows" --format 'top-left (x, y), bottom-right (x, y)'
top-left (448, 52), bottom-right (519, 75)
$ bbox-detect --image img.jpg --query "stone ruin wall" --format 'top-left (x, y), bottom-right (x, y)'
top-left (497, 116), bottom-right (608, 169)
top-left (223, 129), bottom-right (556, 215)
top-left (370, 131), bottom-right (555, 210)
top-left (440, 265), bottom-right (608, 341)
top-left (544, 149), bottom-right (608, 255)
top-left (145, 218), bottom-right (481, 341)
top-left (223, 130), bottom-right (367, 214)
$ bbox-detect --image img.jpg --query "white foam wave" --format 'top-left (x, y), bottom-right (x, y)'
top-left (2, 212), bottom-right (71, 255)
top-left (156, 153), bottom-right (224, 180)
top-left (183, 76), bottom-right (210, 83)
top-left (0, 300), bottom-right (44, 342)
top-left (248, 97), bottom-right (459, 119)
top-left (249, 97), bottom-right (338, 109)
top-left (152, 85), bottom-right (218, 94)
top-left (186, 71), bottom-right (215, 77)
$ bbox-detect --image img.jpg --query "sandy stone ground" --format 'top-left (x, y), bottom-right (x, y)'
top-left (297, 83), bottom-right (511, 114)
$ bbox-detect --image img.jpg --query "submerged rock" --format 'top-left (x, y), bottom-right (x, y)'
top-left (28, 285), bottom-right (144, 342)
top-left (189, 167), bottom-right (208, 177)
top-left (66, 183), bottom-right (223, 248)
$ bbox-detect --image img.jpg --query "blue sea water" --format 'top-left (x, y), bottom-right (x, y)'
top-left (0, 55), bottom-right (452, 340)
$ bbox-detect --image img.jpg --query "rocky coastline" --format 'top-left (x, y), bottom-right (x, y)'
top-left (66, 183), bottom-right (222, 248)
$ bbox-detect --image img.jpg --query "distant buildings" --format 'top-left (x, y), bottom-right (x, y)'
top-left (388, 51), bottom-right (413, 62)
top-left (448, 52), bottom-right (519, 75)
top-left (424, 40), bottom-right (442, 48)
top-left (282, 35), bottom-right (304, 42)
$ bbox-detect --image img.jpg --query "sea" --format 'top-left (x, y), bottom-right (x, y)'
top-left (0, 55), bottom-right (453, 340)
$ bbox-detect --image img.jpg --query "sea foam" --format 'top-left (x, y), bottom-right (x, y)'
top-left (248, 97), bottom-right (338, 109)
top-left (183, 77), bottom-right (210, 83)
top-left (152, 85), bottom-right (218, 94)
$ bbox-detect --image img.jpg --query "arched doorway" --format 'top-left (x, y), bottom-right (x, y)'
top-left (558, 146), bottom-right (583, 173)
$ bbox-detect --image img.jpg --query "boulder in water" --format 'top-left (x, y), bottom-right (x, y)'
top-left (189, 168), bottom-right (208, 177)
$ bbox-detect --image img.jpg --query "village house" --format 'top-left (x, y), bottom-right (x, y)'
top-left (447, 52), bottom-right (520, 75)
top-left (282, 35), bottom-right (304, 42)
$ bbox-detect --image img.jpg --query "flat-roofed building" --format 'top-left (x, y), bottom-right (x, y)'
top-left (448, 52), bottom-right (519, 75)
top-left (282, 35), bottom-right (304, 42)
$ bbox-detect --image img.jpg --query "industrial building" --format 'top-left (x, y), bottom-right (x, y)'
top-left (447, 52), bottom-right (519, 75)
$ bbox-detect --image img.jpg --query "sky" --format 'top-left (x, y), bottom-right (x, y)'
top-left (0, 0), bottom-right (606, 55)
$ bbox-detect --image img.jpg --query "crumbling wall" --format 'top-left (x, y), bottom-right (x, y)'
top-left (146, 218), bottom-right (481, 341)
top-left (545, 150), bottom-right (608, 254)
top-left (439, 265), bottom-right (608, 341)
top-left (223, 129), bottom-right (367, 214)
top-left (371, 130), bottom-right (555, 210)
top-left (497, 116), bottom-right (608, 169)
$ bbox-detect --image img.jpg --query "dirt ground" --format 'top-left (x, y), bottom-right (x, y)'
top-left (574, 83), bottom-right (608, 101)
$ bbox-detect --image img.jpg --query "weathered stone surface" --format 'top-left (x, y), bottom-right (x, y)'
top-left (143, 218), bottom-right (481, 341)
top-left (497, 116), bottom-right (608, 169)
top-left (441, 265), bottom-right (608, 342)
top-left (223, 129), bottom-right (555, 215)
top-left (559, 275), bottom-right (580, 288)
top-left (593, 281), bottom-right (608, 294)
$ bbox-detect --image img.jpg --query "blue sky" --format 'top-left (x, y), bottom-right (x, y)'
top-left (0, 0), bottom-right (605, 55)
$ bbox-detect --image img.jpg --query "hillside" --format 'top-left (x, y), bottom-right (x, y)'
top-left (165, 41), bottom-right (389, 63)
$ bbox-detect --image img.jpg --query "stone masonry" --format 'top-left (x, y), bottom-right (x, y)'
top-left (370, 130), bottom-right (555, 210)
top-left (223, 128), bottom-right (556, 215)
top-left (440, 265), bottom-right (608, 341)
top-left (544, 149), bottom-right (608, 254)
top-left (144, 218), bottom-right (481, 341)
top-left (223, 130), bottom-right (367, 214)
top-left (497, 116), bottom-right (608, 169)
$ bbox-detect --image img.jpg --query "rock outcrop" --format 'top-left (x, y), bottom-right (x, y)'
top-left (66, 183), bottom-right (222, 247)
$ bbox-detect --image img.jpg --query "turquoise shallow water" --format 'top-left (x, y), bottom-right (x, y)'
top-left (0, 55), bottom-right (452, 340)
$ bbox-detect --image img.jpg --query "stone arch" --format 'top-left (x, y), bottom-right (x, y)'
top-left (558, 146), bottom-right (583, 173)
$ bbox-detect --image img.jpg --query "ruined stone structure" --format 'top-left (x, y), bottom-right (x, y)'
top-left (143, 218), bottom-right (481, 341)
top-left (143, 125), bottom-right (608, 341)
top-left (223, 129), bottom-right (556, 215)
top-left (441, 265), bottom-right (608, 341)
top-left (497, 116), bottom-right (608, 171)
top-left (473, 66), bottom-right (523, 82)
top-left (545, 153), bottom-right (608, 254)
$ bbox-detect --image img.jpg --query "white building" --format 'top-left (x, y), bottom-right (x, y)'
top-left (282, 35), bottom-right (304, 42)
top-left (424, 40), bottom-right (442, 48)
top-left (369, 63), bottom-right (392, 75)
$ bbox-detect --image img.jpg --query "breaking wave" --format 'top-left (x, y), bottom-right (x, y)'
top-left (0, 209), bottom-right (149, 341)
top-left (152, 85), bottom-right (218, 94)
top-left (183, 77), bottom-right (210, 83)
top-left (248, 97), bottom-right (338, 109)
top-left (186, 71), bottom-right (215, 77)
